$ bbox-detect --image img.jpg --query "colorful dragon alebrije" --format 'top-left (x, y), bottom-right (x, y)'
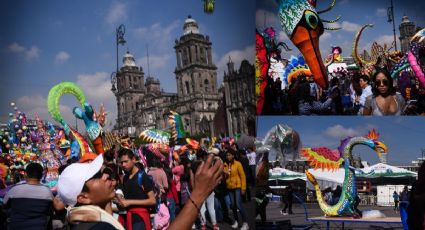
top-left (139, 111), bottom-right (186, 146)
top-left (277, 0), bottom-right (341, 89)
top-left (353, 26), bottom-right (425, 88)
top-left (47, 82), bottom-right (106, 161)
top-left (138, 111), bottom-right (198, 161)
top-left (303, 130), bottom-right (388, 217)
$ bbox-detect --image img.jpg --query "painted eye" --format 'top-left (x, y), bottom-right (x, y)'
top-left (305, 11), bottom-right (319, 29)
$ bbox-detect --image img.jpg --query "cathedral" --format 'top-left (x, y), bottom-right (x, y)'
top-left (112, 16), bottom-right (226, 137)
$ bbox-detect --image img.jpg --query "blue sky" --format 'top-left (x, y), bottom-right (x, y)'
top-left (0, 0), bottom-right (255, 129)
top-left (257, 0), bottom-right (425, 58)
top-left (257, 116), bottom-right (425, 165)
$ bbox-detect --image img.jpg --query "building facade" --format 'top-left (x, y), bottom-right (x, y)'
top-left (112, 16), bottom-right (222, 137)
top-left (399, 15), bottom-right (416, 53)
top-left (222, 58), bottom-right (256, 137)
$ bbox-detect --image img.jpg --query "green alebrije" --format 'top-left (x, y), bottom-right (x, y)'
top-left (47, 82), bottom-right (86, 124)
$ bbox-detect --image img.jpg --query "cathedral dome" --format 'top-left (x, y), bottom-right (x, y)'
top-left (401, 15), bottom-right (410, 23)
top-left (123, 50), bottom-right (137, 67)
top-left (183, 15), bottom-right (200, 35)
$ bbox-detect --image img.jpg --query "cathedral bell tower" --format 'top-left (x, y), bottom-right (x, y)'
top-left (113, 50), bottom-right (145, 133)
top-left (174, 15), bottom-right (217, 97)
top-left (399, 15), bottom-right (416, 53)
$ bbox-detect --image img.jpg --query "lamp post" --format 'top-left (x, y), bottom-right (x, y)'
top-left (111, 72), bottom-right (117, 93)
top-left (387, 0), bottom-right (398, 51)
top-left (115, 24), bottom-right (126, 73)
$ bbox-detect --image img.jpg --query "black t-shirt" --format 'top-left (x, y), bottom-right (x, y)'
top-left (123, 170), bottom-right (153, 200)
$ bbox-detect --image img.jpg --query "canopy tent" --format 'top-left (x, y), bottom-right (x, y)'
top-left (306, 168), bottom-right (345, 190)
top-left (355, 163), bottom-right (417, 185)
top-left (269, 167), bottom-right (306, 181)
top-left (268, 167), bottom-right (306, 191)
top-left (355, 163), bottom-right (417, 178)
top-left (306, 163), bottom-right (418, 190)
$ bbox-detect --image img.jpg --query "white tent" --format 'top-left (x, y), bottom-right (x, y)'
top-left (355, 163), bottom-right (417, 178)
top-left (306, 168), bottom-right (346, 190)
top-left (306, 163), bottom-right (417, 191)
top-left (269, 167), bottom-right (306, 181)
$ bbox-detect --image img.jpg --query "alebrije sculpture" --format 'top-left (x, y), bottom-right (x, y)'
top-left (304, 130), bottom-right (388, 217)
top-left (277, 0), bottom-right (341, 89)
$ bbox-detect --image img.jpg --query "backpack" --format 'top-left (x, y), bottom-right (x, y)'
top-left (137, 170), bottom-right (161, 214)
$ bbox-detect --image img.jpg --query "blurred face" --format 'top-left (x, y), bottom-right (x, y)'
top-left (375, 73), bottom-right (389, 95)
top-left (226, 152), bottom-right (234, 162)
top-left (80, 171), bottom-right (115, 206)
top-left (359, 78), bottom-right (368, 88)
top-left (119, 155), bottom-right (136, 173)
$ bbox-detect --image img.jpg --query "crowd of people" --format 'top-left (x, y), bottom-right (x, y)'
top-left (262, 67), bottom-right (425, 115)
top-left (1, 137), bottom-right (259, 230)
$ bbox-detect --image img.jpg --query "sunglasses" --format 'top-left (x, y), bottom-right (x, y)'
top-left (375, 79), bottom-right (389, 86)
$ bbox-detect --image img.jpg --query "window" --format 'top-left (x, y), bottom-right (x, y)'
top-left (185, 81), bottom-right (190, 94)
top-left (204, 79), bottom-right (209, 92)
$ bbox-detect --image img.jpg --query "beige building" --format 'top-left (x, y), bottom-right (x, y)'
top-left (112, 16), bottom-right (220, 137)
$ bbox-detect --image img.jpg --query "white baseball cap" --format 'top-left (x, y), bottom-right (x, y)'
top-left (207, 147), bottom-right (220, 155)
top-left (57, 154), bottom-right (104, 206)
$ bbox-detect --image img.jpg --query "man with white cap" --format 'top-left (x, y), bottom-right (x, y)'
top-left (57, 152), bottom-right (224, 230)
top-left (57, 154), bottom-right (124, 229)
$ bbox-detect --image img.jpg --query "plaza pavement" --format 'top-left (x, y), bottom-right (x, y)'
top-left (256, 201), bottom-right (404, 229)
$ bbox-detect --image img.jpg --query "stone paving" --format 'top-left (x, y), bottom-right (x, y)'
top-left (256, 201), bottom-right (404, 229)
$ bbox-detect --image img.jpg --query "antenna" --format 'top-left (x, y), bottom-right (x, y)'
top-left (264, 11), bottom-right (267, 28)
top-left (146, 44), bottom-right (150, 77)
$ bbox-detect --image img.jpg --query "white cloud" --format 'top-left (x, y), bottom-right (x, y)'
top-left (133, 20), bottom-right (180, 52)
top-left (136, 54), bottom-right (172, 76)
top-left (15, 95), bottom-right (74, 126)
top-left (376, 8), bottom-right (387, 17)
top-left (321, 31), bottom-right (332, 41)
top-left (341, 21), bottom-right (362, 33)
top-left (8, 42), bottom-right (26, 53)
top-left (8, 43), bottom-right (41, 61)
top-left (75, 72), bottom-right (116, 129)
top-left (216, 45), bottom-right (255, 83)
top-left (55, 51), bottom-right (70, 63)
top-left (106, 2), bottom-right (127, 25)
top-left (26, 46), bottom-right (40, 61)
top-left (325, 124), bottom-right (360, 139)
top-left (256, 9), bottom-right (279, 28)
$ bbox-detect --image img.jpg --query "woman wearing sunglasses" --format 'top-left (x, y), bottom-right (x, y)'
top-left (363, 69), bottom-right (405, 115)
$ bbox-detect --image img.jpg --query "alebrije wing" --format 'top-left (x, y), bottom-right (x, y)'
top-left (139, 128), bottom-right (171, 145)
top-left (69, 127), bottom-right (90, 157)
top-left (255, 30), bottom-right (269, 115)
top-left (301, 147), bottom-right (343, 171)
top-left (168, 111), bottom-right (186, 143)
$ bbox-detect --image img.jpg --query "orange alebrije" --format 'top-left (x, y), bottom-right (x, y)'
top-left (366, 129), bottom-right (379, 140)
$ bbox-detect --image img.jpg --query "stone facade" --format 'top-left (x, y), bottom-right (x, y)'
top-left (399, 15), bottom-right (416, 54)
top-left (113, 16), bottom-right (220, 137)
top-left (223, 58), bottom-right (256, 137)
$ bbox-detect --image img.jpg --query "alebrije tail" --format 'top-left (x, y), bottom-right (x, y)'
top-left (305, 170), bottom-right (334, 215)
top-left (168, 111), bottom-right (186, 145)
top-left (352, 24), bottom-right (374, 68)
top-left (408, 43), bottom-right (425, 88)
